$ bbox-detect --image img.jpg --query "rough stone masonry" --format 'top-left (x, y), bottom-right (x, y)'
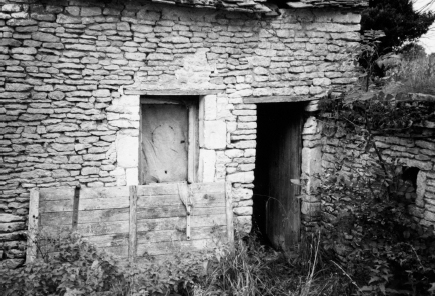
top-left (0, 0), bottom-right (363, 267)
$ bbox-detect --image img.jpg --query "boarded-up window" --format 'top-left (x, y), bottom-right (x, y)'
top-left (140, 97), bottom-right (199, 185)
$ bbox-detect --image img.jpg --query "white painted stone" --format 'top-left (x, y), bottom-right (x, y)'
top-left (198, 149), bottom-right (216, 182)
top-left (116, 134), bottom-right (138, 168)
top-left (126, 167), bottom-right (138, 185)
top-left (202, 121), bottom-right (226, 149)
top-left (227, 171), bottom-right (255, 183)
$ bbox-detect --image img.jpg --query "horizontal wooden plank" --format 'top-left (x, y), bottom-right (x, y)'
top-left (136, 182), bottom-right (224, 196)
top-left (76, 221), bottom-right (129, 236)
top-left (137, 225), bottom-right (227, 243)
top-left (40, 199), bottom-right (74, 213)
top-left (137, 238), bottom-right (218, 256)
top-left (40, 212), bottom-right (73, 226)
top-left (40, 208), bottom-right (130, 226)
top-left (137, 214), bottom-right (226, 233)
top-left (189, 182), bottom-right (225, 193)
top-left (82, 233), bottom-right (129, 248)
top-left (39, 187), bottom-right (75, 201)
top-left (79, 197), bottom-right (129, 211)
top-left (40, 197), bottom-right (129, 213)
top-left (137, 193), bottom-right (225, 208)
top-left (79, 186), bottom-right (130, 199)
top-left (243, 96), bottom-right (311, 104)
top-left (101, 245), bottom-right (128, 258)
top-left (39, 225), bottom-right (72, 237)
top-left (79, 208), bottom-right (130, 223)
top-left (125, 89), bottom-right (221, 96)
top-left (137, 205), bottom-right (225, 220)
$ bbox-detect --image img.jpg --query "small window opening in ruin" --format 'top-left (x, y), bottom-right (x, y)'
top-left (402, 166), bottom-right (419, 190)
top-left (139, 96), bottom-right (199, 185)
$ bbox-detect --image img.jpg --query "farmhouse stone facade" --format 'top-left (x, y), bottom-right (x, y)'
top-left (0, 0), bottom-right (364, 267)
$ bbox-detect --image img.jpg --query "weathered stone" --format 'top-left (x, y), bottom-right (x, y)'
top-left (0, 213), bottom-right (23, 223)
top-left (81, 7), bottom-right (101, 17)
top-left (46, 123), bottom-right (79, 132)
top-left (32, 32), bottom-right (60, 43)
top-left (81, 167), bottom-right (100, 175)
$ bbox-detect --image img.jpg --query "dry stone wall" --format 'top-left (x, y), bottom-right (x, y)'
top-left (0, 0), bottom-right (361, 267)
top-left (317, 95), bottom-right (435, 230)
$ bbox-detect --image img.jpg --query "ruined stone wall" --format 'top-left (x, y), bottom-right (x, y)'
top-left (318, 96), bottom-right (435, 229)
top-left (0, 0), bottom-right (361, 267)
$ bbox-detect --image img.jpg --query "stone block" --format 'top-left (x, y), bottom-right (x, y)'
top-left (302, 146), bottom-right (322, 176)
top-left (116, 134), bottom-right (138, 168)
top-left (126, 167), bottom-right (139, 185)
top-left (198, 149), bottom-right (216, 183)
top-left (227, 171), bottom-right (254, 183)
top-left (0, 213), bottom-right (23, 223)
top-left (202, 120), bottom-right (226, 150)
top-left (234, 206), bottom-right (253, 216)
top-left (200, 95), bottom-right (217, 121)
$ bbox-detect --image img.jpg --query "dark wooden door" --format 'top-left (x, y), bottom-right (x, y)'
top-left (140, 104), bottom-right (189, 184)
top-left (256, 103), bottom-right (302, 251)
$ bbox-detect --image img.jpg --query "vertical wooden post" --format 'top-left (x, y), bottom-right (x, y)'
top-left (72, 186), bottom-right (80, 230)
top-left (225, 181), bottom-right (234, 245)
top-left (26, 188), bottom-right (39, 264)
top-left (188, 104), bottom-right (199, 183)
top-left (129, 185), bottom-right (138, 262)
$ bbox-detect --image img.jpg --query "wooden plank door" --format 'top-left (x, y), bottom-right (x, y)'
top-left (265, 103), bottom-right (302, 251)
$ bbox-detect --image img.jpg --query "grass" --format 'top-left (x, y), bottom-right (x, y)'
top-left (384, 55), bottom-right (435, 95)
top-left (194, 230), bottom-right (355, 296)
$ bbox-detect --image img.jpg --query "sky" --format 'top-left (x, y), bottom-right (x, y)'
top-left (414, 0), bottom-right (435, 54)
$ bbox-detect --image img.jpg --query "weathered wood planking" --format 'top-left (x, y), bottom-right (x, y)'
top-left (137, 205), bottom-right (225, 219)
top-left (76, 221), bottom-right (129, 237)
top-left (39, 187), bottom-right (75, 201)
top-left (137, 214), bottom-right (226, 233)
top-left (137, 238), bottom-right (219, 256)
top-left (137, 226), bottom-right (227, 243)
top-left (40, 196), bottom-right (129, 212)
top-left (30, 181), bottom-right (231, 262)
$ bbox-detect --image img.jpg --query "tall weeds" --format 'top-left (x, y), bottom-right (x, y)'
top-left (386, 55), bottom-right (435, 95)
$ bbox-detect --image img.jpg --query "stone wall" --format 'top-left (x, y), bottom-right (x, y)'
top-left (317, 94), bottom-right (435, 230)
top-left (0, 0), bottom-right (361, 267)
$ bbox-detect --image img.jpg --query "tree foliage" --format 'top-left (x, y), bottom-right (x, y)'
top-left (362, 0), bottom-right (435, 54)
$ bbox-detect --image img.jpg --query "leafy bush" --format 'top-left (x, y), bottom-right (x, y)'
top-left (1, 232), bottom-right (208, 296)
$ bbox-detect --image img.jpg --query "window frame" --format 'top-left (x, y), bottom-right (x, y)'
top-left (139, 96), bottom-right (199, 185)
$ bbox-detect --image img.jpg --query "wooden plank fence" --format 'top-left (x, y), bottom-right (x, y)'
top-left (26, 181), bottom-right (234, 263)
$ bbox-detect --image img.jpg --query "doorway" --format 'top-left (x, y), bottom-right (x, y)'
top-left (253, 102), bottom-right (304, 251)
